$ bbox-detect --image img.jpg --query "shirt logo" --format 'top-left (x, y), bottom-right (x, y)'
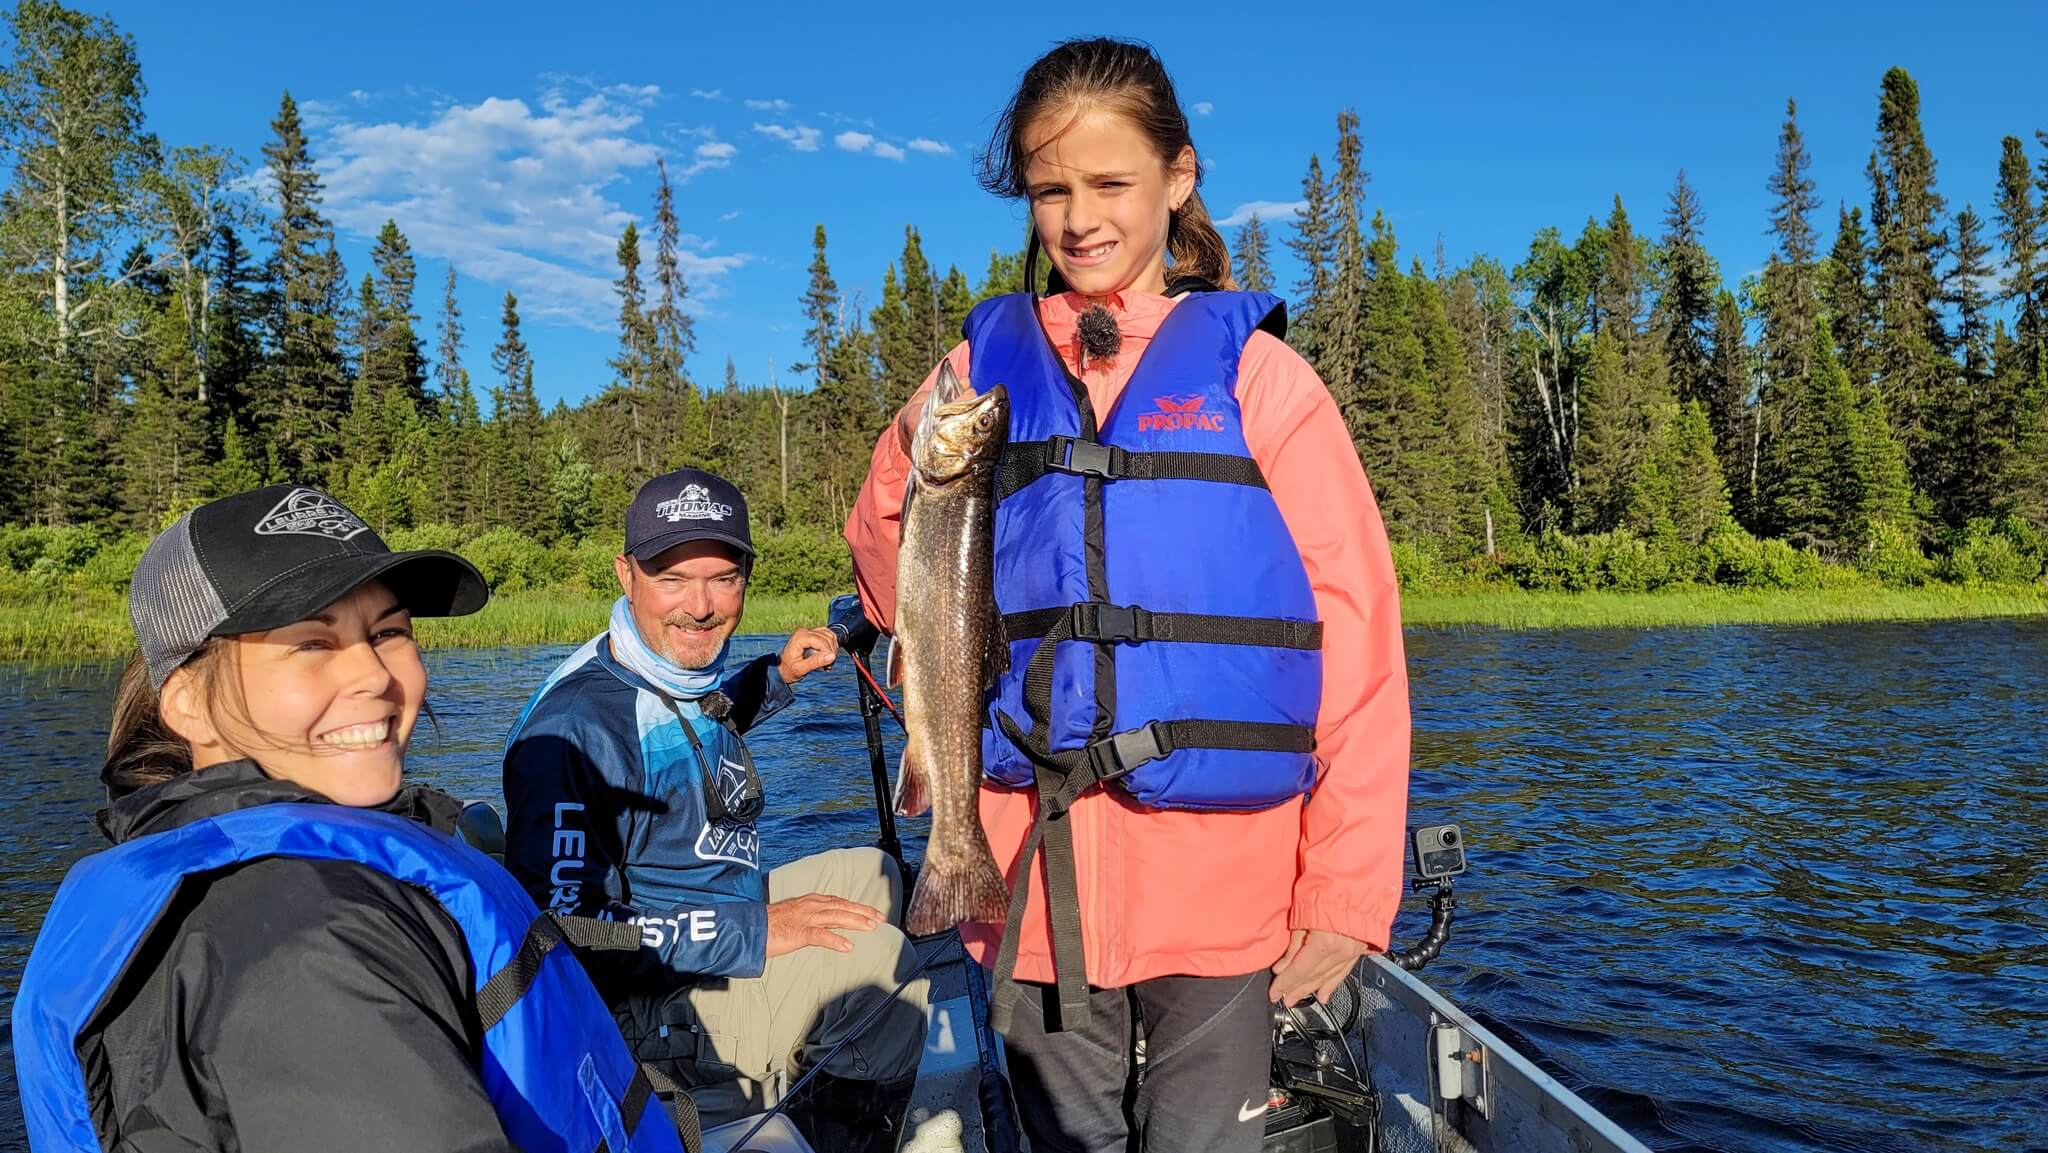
top-left (252, 488), bottom-right (371, 541)
top-left (1136, 394), bottom-right (1227, 433)
top-left (656, 484), bottom-right (733, 523)
top-left (695, 818), bottom-right (760, 869)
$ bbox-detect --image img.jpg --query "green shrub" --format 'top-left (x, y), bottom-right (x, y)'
top-left (464, 528), bottom-right (555, 592)
top-left (3, 524), bottom-right (102, 576)
top-left (569, 535), bottom-right (621, 594)
top-left (750, 526), bottom-right (853, 596)
top-left (77, 533), bottom-right (149, 590)
top-left (383, 522), bottom-right (468, 555)
top-left (1859, 519), bottom-right (1931, 587)
top-left (1389, 539), bottom-right (1450, 592)
top-left (1705, 526), bottom-right (1827, 589)
top-left (1940, 519), bottom-right (2044, 586)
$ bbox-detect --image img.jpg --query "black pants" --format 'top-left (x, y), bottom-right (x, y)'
top-left (1000, 972), bottom-right (1275, 1153)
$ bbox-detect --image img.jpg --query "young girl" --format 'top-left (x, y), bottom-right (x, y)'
top-left (13, 485), bottom-right (685, 1153)
top-left (845, 37), bottom-right (1412, 1153)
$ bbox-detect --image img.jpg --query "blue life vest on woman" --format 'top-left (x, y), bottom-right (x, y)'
top-left (969, 288), bottom-right (1324, 808)
top-left (12, 803), bottom-right (685, 1153)
top-left (965, 288), bottom-right (1326, 1035)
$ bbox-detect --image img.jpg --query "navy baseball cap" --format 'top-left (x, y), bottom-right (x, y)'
top-left (129, 485), bottom-right (488, 689)
top-left (624, 468), bottom-right (754, 563)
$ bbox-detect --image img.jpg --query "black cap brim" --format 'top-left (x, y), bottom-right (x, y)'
top-left (214, 549), bottom-right (490, 636)
top-left (627, 528), bottom-right (757, 564)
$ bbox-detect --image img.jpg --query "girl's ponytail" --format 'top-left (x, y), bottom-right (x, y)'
top-left (1169, 190), bottom-right (1236, 290)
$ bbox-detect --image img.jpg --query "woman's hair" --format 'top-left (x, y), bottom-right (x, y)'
top-left (979, 37), bottom-right (1235, 292)
top-left (102, 640), bottom-right (243, 800)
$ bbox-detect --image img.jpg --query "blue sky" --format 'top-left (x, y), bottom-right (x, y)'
top-left (100, 0), bottom-right (2048, 409)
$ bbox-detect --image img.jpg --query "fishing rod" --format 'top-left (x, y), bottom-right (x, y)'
top-left (827, 595), bottom-right (907, 872)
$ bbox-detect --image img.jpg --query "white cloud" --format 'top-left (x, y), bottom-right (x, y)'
top-left (1192, 101), bottom-right (1213, 116)
top-left (1218, 199), bottom-right (1307, 228)
top-left (746, 97), bottom-right (793, 113)
top-left (753, 122), bottom-right (821, 151)
top-left (721, 209), bottom-right (742, 221)
top-left (690, 87), bottom-right (726, 101)
top-left (315, 88), bottom-right (746, 330)
top-left (676, 139), bottom-right (736, 179)
top-left (349, 89), bottom-right (373, 105)
top-left (835, 130), bottom-right (874, 152)
top-left (907, 137), bottom-right (951, 155)
top-left (873, 141), bottom-right (906, 161)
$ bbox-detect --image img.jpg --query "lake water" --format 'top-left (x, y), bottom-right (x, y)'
top-left (3, 620), bottom-right (2044, 1152)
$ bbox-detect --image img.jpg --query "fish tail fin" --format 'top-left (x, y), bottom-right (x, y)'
top-left (904, 842), bottom-right (1010, 937)
top-left (893, 747), bottom-right (930, 818)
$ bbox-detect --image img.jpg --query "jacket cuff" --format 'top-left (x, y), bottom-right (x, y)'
top-left (1288, 889), bottom-right (1401, 954)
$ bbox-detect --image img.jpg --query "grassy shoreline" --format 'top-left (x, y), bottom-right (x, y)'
top-left (3, 584), bottom-right (2042, 665)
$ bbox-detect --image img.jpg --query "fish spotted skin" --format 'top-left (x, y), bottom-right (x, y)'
top-left (894, 365), bottom-right (1011, 937)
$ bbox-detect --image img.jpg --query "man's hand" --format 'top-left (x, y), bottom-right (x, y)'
top-left (779, 626), bottom-right (839, 686)
top-left (766, 894), bottom-right (883, 958)
top-left (1268, 928), bottom-right (1373, 1006)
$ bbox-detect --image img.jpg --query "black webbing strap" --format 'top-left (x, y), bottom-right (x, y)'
top-left (641, 1063), bottom-right (704, 1153)
top-left (998, 436), bottom-right (1270, 499)
top-left (476, 911), bottom-right (643, 1031)
top-left (1003, 602), bottom-right (1323, 649)
top-left (986, 598), bottom-right (1318, 1035)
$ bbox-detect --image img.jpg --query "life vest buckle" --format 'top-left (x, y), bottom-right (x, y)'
top-left (1087, 721), bottom-right (1173, 783)
top-left (1047, 436), bottom-right (1127, 480)
top-left (1070, 601), bottom-right (1153, 644)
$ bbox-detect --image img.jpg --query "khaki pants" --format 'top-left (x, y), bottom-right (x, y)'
top-left (620, 847), bottom-right (931, 1128)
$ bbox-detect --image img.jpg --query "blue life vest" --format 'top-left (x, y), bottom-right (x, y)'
top-left (12, 804), bottom-right (684, 1153)
top-left (969, 289), bottom-right (1324, 810)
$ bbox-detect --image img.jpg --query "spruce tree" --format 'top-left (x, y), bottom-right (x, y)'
top-left (1766, 320), bottom-right (1860, 545)
top-left (1708, 290), bottom-right (1755, 520)
top-left (939, 265), bottom-right (973, 347)
top-left (1597, 196), bottom-right (1645, 348)
top-left (800, 224), bottom-right (839, 388)
top-left (1825, 204), bottom-right (1878, 390)
top-left (1577, 327), bottom-right (1667, 532)
top-left (871, 263), bottom-right (916, 412)
top-left (1657, 170), bottom-right (1717, 408)
top-left (1866, 67), bottom-right (1949, 487)
top-left (1627, 400), bottom-right (1729, 549)
top-left (1762, 98), bottom-right (1823, 386)
top-left (1994, 136), bottom-right (2041, 364)
top-left (260, 92), bottom-right (347, 481)
top-left (1233, 213), bottom-right (1274, 293)
top-left (367, 219), bottom-right (424, 405)
top-left (1286, 153), bottom-right (1333, 363)
top-left (899, 226), bottom-right (942, 369)
top-left (648, 158), bottom-right (695, 392)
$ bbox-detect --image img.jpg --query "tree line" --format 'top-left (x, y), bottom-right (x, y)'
top-left (1, 0), bottom-right (2044, 594)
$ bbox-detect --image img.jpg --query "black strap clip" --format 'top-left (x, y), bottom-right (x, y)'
top-left (1070, 601), bottom-right (1152, 643)
top-left (1087, 721), bottom-right (1173, 783)
top-left (1047, 436), bottom-right (1127, 480)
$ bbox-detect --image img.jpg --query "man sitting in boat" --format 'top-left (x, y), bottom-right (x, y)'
top-left (501, 467), bottom-right (930, 1148)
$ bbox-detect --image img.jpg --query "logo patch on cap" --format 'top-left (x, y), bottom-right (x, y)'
top-left (656, 483), bottom-right (733, 523)
top-left (253, 488), bottom-right (371, 541)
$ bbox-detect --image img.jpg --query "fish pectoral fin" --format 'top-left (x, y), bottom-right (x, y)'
top-left (982, 602), bottom-right (1010, 689)
top-left (893, 747), bottom-right (931, 818)
top-left (885, 634), bottom-right (905, 688)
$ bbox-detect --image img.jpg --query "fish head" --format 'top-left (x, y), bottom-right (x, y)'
top-left (912, 374), bottom-right (1009, 484)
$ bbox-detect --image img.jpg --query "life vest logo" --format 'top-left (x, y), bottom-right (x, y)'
top-left (657, 483), bottom-right (732, 523)
top-left (253, 488), bottom-right (371, 541)
top-left (1136, 394), bottom-right (1226, 433)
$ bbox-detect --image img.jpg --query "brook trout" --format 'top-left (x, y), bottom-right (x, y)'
top-left (891, 363), bottom-right (1012, 936)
